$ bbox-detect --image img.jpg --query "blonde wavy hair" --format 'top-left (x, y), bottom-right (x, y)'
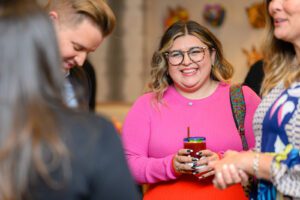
top-left (148, 20), bottom-right (233, 102)
top-left (261, 0), bottom-right (298, 96)
top-left (45, 0), bottom-right (116, 37)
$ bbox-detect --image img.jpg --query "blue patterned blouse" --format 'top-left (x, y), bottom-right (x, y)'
top-left (252, 83), bottom-right (300, 199)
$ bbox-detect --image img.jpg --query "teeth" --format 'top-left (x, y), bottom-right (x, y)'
top-left (182, 69), bottom-right (197, 74)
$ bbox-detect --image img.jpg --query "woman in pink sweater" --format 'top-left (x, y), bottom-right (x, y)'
top-left (122, 20), bottom-right (260, 199)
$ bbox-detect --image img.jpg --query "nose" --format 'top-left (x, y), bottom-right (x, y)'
top-left (268, 0), bottom-right (282, 16)
top-left (182, 52), bottom-right (192, 66)
top-left (75, 52), bottom-right (87, 67)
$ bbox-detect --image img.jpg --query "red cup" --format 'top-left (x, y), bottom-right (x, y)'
top-left (184, 137), bottom-right (208, 178)
top-left (183, 137), bottom-right (206, 158)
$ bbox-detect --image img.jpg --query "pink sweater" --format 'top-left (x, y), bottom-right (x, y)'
top-left (122, 82), bottom-right (261, 184)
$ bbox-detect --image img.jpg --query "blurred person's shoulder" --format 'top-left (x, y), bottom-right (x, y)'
top-left (53, 106), bottom-right (118, 143)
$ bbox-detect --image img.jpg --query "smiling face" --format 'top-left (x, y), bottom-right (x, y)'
top-left (167, 34), bottom-right (215, 95)
top-left (50, 12), bottom-right (103, 71)
top-left (268, 0), bottom-right (300, 44)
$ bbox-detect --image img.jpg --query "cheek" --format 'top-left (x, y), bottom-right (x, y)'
top-left (198, 59), bottom-right (212, 71)
top-left (168, 71), bottom-right (181, 83)
top-left (59, 43), bottom-right (76, 58)
top-left (168, 67), bottom-right (179, 77)
top-left (198, 61), bottom-right (213, 77)
top-left (284, 3), bottom-right (300, 16)
top-left (57, 33), bottom-right (77, 58)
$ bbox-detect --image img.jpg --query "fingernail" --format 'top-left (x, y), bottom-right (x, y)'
top-left (212, 179), bottom-right (217, 184)
top-left (222, 164), bottom-right (228, 170)
top-left (196, 152), bottom-right (202, 156)
top-left (216, 172), bottom-right (222, 178)
top-left (187, 149), bottom-right (193, 153)
top-left (198, 175), bottom-right (204, 179)
top-left (192, 171), bottom-right (199, 175)
top-left (192, 157), bottom-right (199, 161)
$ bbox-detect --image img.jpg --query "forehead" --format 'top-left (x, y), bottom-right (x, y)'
top-left (61, 18), bottom-right (103, 51)
top-left (170, 34), bottom-right (205, 51)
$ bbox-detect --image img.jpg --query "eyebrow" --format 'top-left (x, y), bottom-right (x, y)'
top-left (72, 42), bottom-right (86, 50)
top-left (169, 46), bottom-right (205, 52)
top-left (72, 41), bottom-right (98, 53)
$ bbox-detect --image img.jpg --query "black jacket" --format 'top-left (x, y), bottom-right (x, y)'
top-left (27, 106), bottom-right (141, 200)
top-left (68, 60), bottom-right (96, 111)
top-left (243, 60), bottom-right (264, 96)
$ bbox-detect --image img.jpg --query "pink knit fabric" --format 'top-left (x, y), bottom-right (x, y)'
top-left (122, 82), bottom-right (260, 184)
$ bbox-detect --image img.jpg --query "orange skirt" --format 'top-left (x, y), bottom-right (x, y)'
top-left (143, 176), bottom-right (247, 200)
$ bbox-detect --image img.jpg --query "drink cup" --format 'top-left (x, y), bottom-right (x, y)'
top-left (184, 137), bottom-right (207, 178)
top-left (183, 137), bottom-right (206, 158)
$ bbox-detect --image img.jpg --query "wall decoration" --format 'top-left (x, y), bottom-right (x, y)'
top-left (164, 6), bottom-right (189, 29)
top-left (203, 3), bottom-right (226, 27)
top-left (242, 45), bottom-right (263, 67)
top-left (246, 2), bottom-right (266, 29)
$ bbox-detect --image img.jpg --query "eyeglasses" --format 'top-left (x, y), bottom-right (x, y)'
top-left (165, 46), bottom-right (207, 66)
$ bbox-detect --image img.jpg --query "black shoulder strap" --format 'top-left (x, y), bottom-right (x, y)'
top-left (230, 84), bottom-right (249, 150)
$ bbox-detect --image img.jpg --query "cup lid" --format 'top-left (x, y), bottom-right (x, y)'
top-left (184, 137), bottom-right (206, 142)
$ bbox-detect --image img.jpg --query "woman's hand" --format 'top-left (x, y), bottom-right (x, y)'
top-left (172, 149), bottom-right (199, 175)
top-left (212, 163), bottom-right (249, 189)
top-left (193, 149), bottom-right (220, 179)
top-left (209, 150), bottom-right (250, 189)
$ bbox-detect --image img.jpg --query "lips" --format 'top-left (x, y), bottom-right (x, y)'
top-left (63, 61), bottom-right (75, 69)
top-left (180, 68), bottom-right (199, 75)
top-left (273, 18), bottom-right (287, 26)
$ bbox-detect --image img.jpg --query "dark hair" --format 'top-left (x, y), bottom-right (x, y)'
top-left (0, 1), bottom-right (68, 199)
top-left (148, 20), bottom-right (233, 101)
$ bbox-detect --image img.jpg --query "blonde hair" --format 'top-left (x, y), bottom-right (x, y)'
top-left (45, 0), bottom-right (116, 37)
top-left (148, 20), bottom-right (233, 101)
top-left (261, 0), bottom-right (298, 96)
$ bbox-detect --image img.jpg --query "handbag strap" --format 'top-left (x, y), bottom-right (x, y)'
top-left (230, 84), bottom-right (249, 150)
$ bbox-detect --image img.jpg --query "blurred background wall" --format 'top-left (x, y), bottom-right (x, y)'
top-left (89, 0), bottom-right (266, 103)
